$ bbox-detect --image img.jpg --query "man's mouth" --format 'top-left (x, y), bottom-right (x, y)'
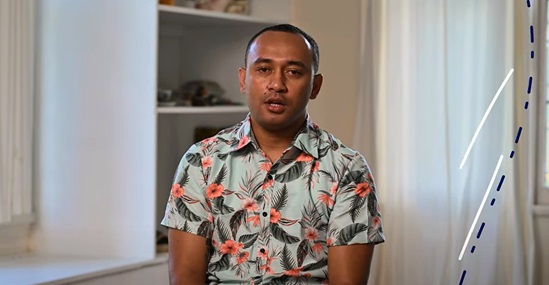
top-left (264, 97), bottom-right (286, 113)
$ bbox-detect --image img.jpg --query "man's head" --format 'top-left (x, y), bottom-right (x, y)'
top-left (244, 24), bottom-right (320, 75)
top-left (239, 24), bottom-right (323, 135)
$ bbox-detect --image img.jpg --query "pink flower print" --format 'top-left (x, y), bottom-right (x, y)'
top-left (201, 156), bottom-right (212, 169)
top-left (372, 216), bottom-right (381, 228)
top-left (318, 193), bottom-right (334, 207)
top-left (329, 182), bottom-right (338, 195)
top-left (206, 183), bottom-right (224, 199)
top-left (201, 137), bottom-right (217, 144)
top-left (219, 240), bottom-right (243, 255)
top-left (312, 161), bottom-right (320, 172)
top-left (269, 208), bottom-right (281, 223)
top-left (312, 243), bottom-right (323, 253)
top-left (262, 178), bottom-right (274, 189)
top-left (260, 264), bottom-right (274, 274)
top-left (236, 251), bottom-right (249, 264)
top-left (258, 247), bottom-right (269, 259)
top-left (354, 182), bottom-right (371, 198)
top-left (284, 267), bottom-right (303, 277)
top-left (237, 135), bottom-right (250, 149)
top-left (242, 198), bottom-right (259, 212)
top-left (296, 153), bottom-right (313, 162)
top-left (171, 183), bottom-right (184, 198)
top-left (259, 162), bottom-right (272, 172)
top-left (247, 215), bottom-right (260, 227)
top-left (305, 228), bottom-right (319, 241)
top-left (326, 236), bottom-right (335, 247)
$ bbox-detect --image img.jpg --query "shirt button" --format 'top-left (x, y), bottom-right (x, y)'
top-left (262, 212), bottom-right (268, 217)
top-left (260, 248), bottom-right (266, 254)
top-left (267, 174), bottom-right (273, 180)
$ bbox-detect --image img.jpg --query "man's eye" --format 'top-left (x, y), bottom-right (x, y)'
top-left (257, 67), bottom-right (270, 73)
top-left (287, 70), bottom-right (302, 76)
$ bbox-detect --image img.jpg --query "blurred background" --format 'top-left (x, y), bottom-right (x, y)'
top-left (0, 0), bottom-right (547, 284)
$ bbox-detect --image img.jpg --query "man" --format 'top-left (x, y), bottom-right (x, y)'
top-left (161, 24), bottom-right (384, 285)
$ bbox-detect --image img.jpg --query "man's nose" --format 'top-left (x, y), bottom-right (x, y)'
top-left (267, 71), bottom-right (288, 93)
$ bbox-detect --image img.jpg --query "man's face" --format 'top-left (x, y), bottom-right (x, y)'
top-left (239, 31), bottom-right (322, 133)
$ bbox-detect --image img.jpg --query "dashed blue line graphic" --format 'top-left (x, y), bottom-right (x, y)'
top-left (476, 222), bottom-right (486, 239)
top-left (497, 175), bottom-right (505, 191)
top-left (515, 127), bottom-right (523, 143)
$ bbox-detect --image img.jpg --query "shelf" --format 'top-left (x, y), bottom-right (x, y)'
top-left (158, 4), bottom-right (281, 27)
top-left (156, 105), bottom-right (249, 114)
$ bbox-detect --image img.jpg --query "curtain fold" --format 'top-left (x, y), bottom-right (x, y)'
top-left (355, 0), bottom-right (532, 284)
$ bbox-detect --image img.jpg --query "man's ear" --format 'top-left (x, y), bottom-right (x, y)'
top-left (310, 74), bottom-right (323, 100)
top-left (238, 68), bottom-right (247, 94)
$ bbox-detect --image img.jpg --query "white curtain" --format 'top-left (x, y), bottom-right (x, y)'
top-left (354, 0), bottom-right (532, 284)
top-left (0, 0), bottom-right (35, 255)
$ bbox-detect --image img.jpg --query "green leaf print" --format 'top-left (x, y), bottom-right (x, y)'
top-left (179, 165), bottom-right (190, 186)
top-left (270, 223), bottom-right (300, 244)
top-left (301, 258), bottom-right (327, 271)
top-left (296, 239), bottom-right (310, 267)
top-left (208, 254), bottom-right (230, 272)
top-left (271, 185), bottom-right (288, 211)
top-left (185, 152), bottom-right (202, 167)
top-left (338, 223), bottom-right (368, 245)
top-left (349, 195), bottom-right (367, 223)
top-left (214, 165), bottom-right (227, 185)
top-left (339, 170), bottom-right (364, 187)
top-left (213, 196), bottom-right (234, 215)
top-left (230, 209), bottom-right (246, 239)
top-left (238, 233), bottom-right (259, 249)
top-left (274, 162), bottom-right (305, 183)
top-left (175, 198), bottom-right (201, 222)
top-left (216, 219), bottom-right (232, 243)
top-left (197, 220), bottom-right (212, 237)
top-left (280, 244), bottom-right (297, 271)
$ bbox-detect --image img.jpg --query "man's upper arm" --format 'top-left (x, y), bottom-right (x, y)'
top-left (168, 229), bottom-right (210, 285)
top-left (328, 244), bottom-right (375, 285)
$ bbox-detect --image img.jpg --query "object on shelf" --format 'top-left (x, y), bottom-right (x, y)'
top-left (193, 0), bottom-right (249, 14)
top-left (157, 88), bottom-right (178, 107)
top-left (194, 126), bottom-right (227, 143)
top-left (195, 0), bottom-right (230, 12)
top-left (225, 0), bottom-right (250, 15)
top-left (156, 230), bottom-right (169, 253)
top-left (159, 0), bottom-right (175, 5)
top-left (180, 80), bottom-right (241, 106)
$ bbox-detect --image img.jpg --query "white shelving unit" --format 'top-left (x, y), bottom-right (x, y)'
top-left (154, 2), bottom-right (290, 241)
top-left (157, 105), bottom-right (249, 114)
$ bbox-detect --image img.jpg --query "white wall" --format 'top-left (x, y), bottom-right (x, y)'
top-left (291, 0), bottom-right (361, 146)
top-left (34, 0), bottom-right (157, 259)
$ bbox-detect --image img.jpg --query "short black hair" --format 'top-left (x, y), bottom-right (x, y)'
top-left (244, 24), bottom-right (320, 74)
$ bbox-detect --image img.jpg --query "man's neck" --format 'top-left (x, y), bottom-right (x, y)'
top-left (250, 118), bottom-right (306, 162)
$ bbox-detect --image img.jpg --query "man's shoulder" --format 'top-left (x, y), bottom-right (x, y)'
top-left (312, 124), bottom-right (363, 161)
top-left (186, 122), bottom-right (243, 156)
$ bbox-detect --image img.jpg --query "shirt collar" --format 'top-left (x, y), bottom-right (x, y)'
top-left (230, 114), bottom-right (320, 159)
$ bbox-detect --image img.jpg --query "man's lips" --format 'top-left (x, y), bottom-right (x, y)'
top-left (264, 97), bottom-right (286, 113)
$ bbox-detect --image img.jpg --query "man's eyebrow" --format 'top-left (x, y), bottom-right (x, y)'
top-left (251, 58), bottom-right (308, 69)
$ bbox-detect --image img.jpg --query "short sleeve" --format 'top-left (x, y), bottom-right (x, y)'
top-left (161, 144), bottom-right (213, 238)
top-left (327, 153), bottom-right (385, 246)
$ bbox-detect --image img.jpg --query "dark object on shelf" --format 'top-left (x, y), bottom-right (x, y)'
top-left (194, 126), bottom-right (226, 143)
top-left (225, 0), bottom-right (250, 15)
top-left (157, 88), bottom-right (177, 107)
top-left (181, 80), bottom-right (241, 106)
top-left (159, 0), bottom-right (175, 5)
top-left (156, 230), bottom-right (168, 253)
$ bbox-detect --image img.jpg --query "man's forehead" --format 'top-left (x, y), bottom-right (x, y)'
top-left (248, 31), bottom-right (313, 58)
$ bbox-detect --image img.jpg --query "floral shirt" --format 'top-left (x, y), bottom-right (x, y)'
top-left (161, 115), bottom-right (385, 284)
